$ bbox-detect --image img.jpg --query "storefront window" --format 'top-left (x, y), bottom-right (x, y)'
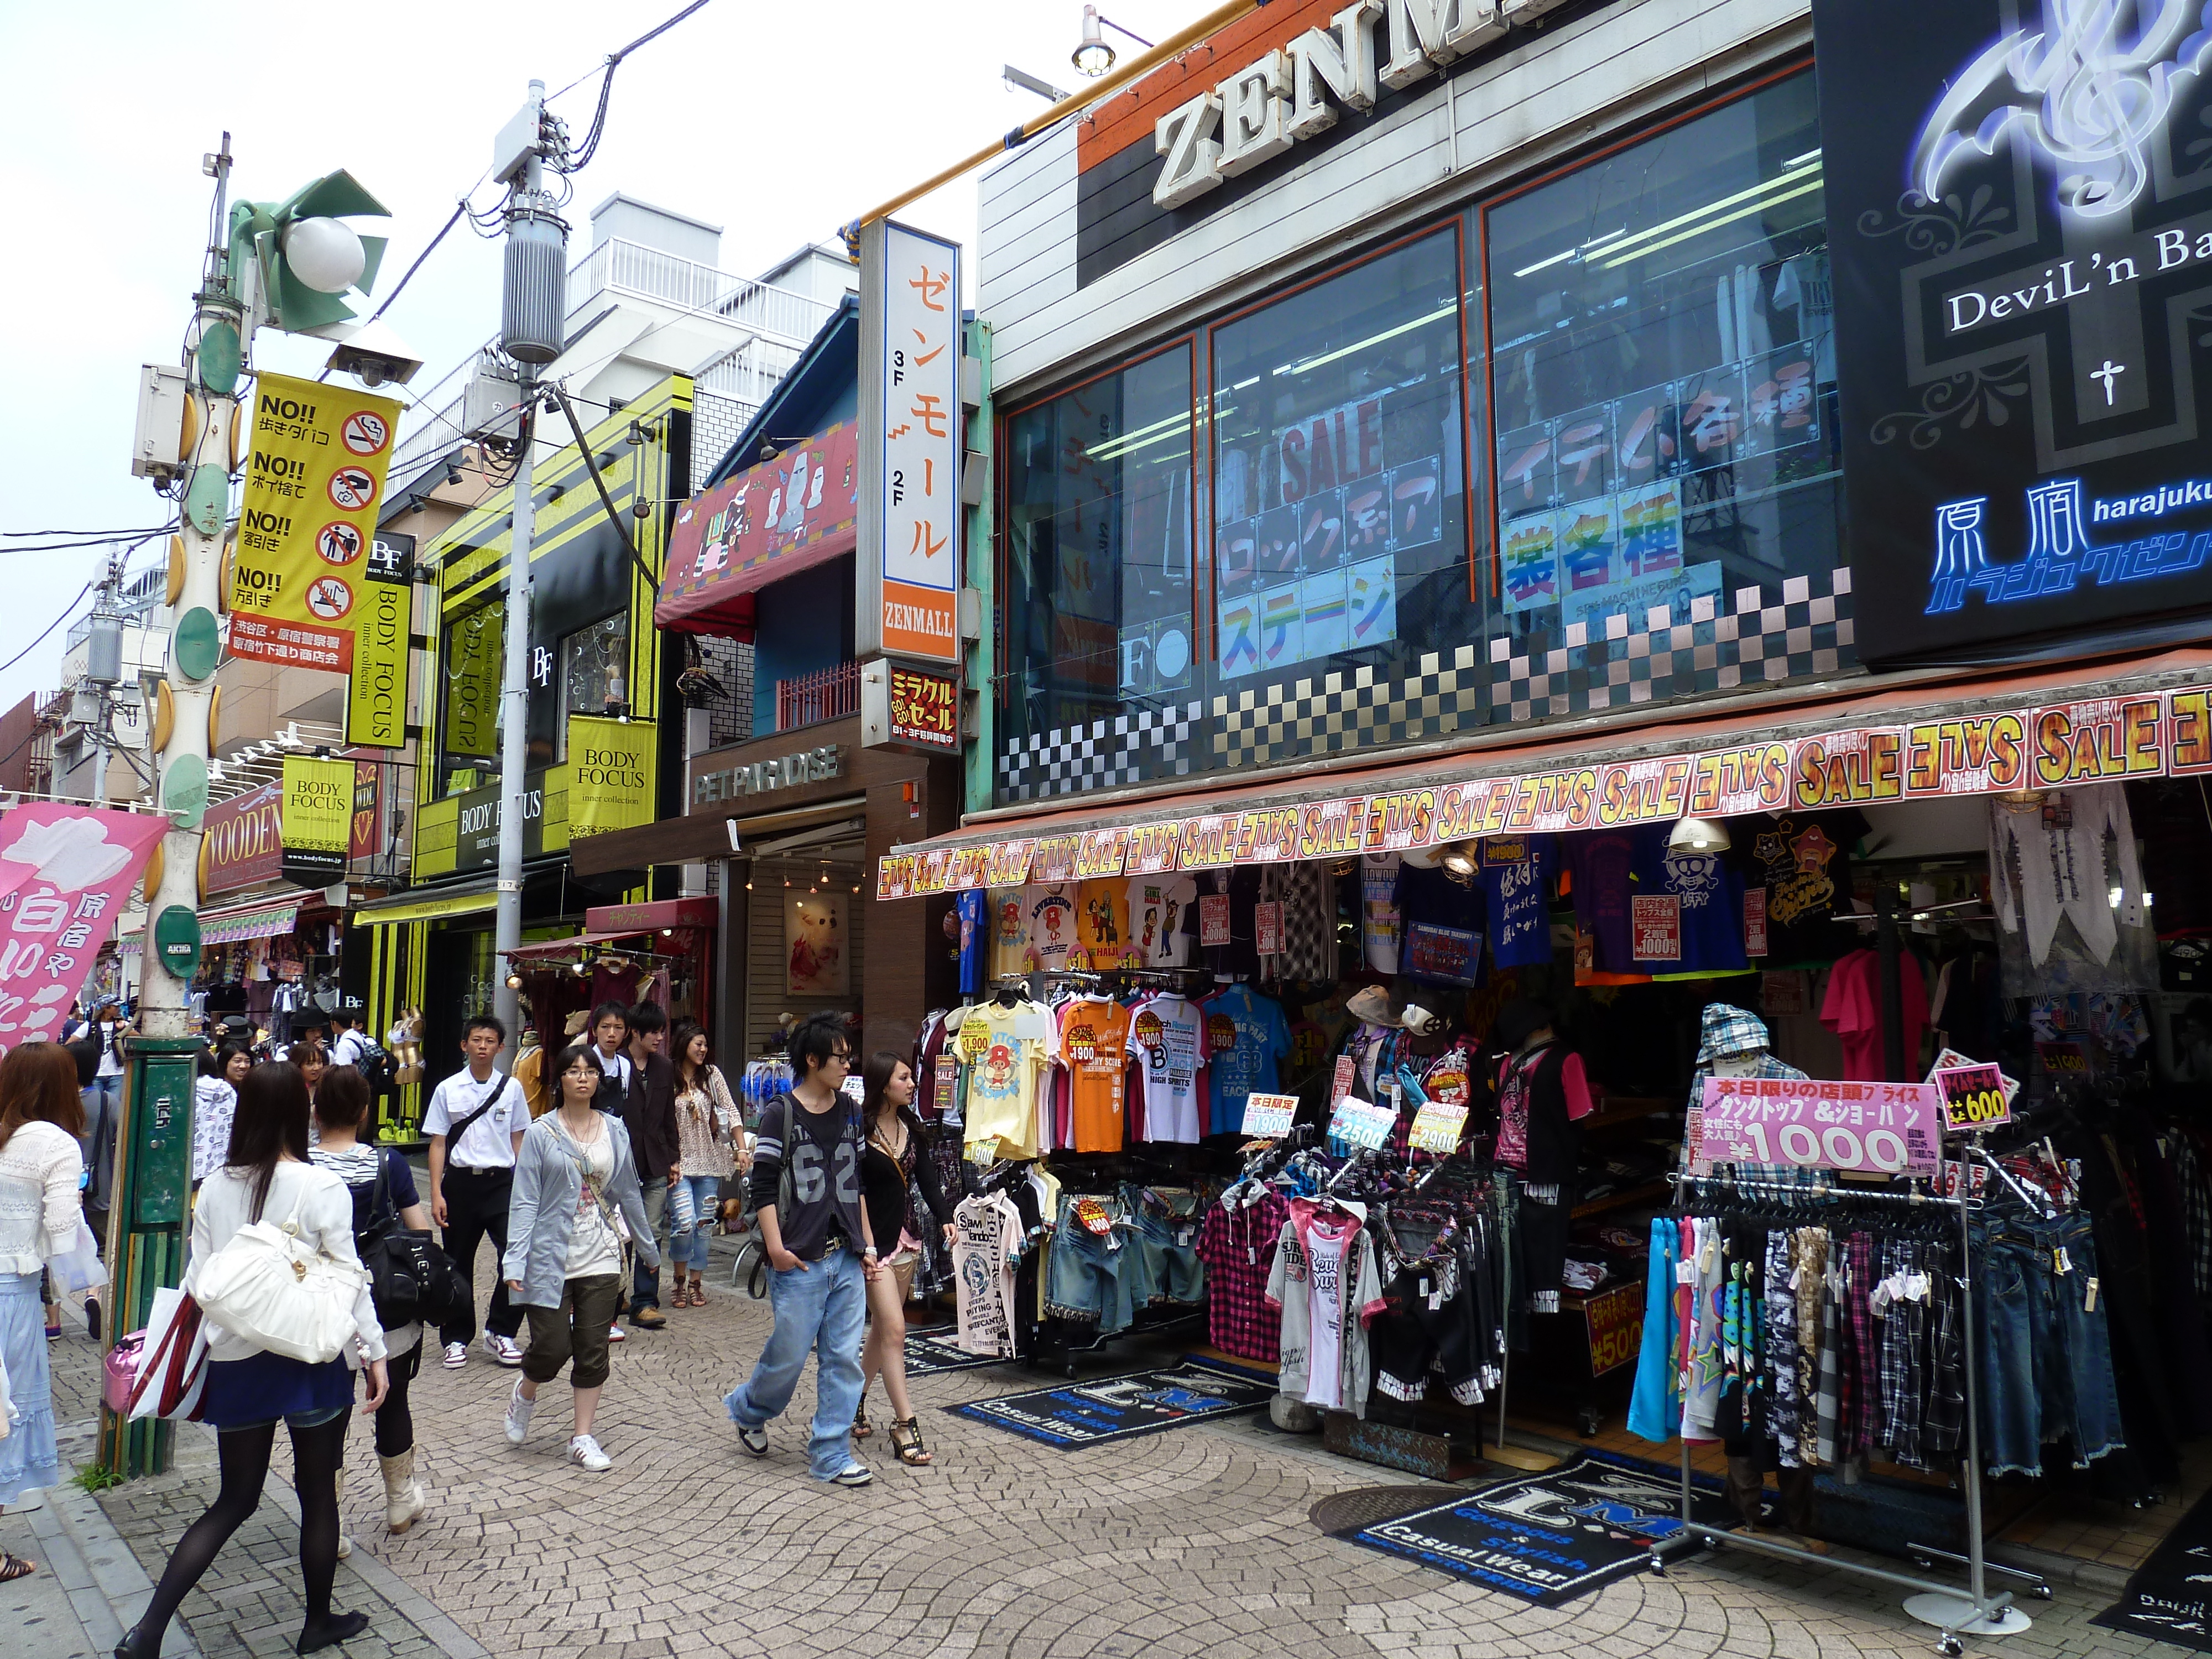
top-left (439, 599), bottom-right (503, 797)
top-left (1001, 346), bottom-right (1196, 753)
top-left (1484, 70), bottom-right (1838, 639)
top-left (557, 613), bottom-right (629, 746)
top-left (1209, 228), bottom-right (1465, 692)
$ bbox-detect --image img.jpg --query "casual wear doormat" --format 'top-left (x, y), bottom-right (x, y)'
top-left (904, 1328), bottom-right (1004, 1375)
top-left (1343, 1452), bottom-right (1744, 1606)
top-left (947, 1362), bottom-right (1274, 1448)
top-left (2091, 1486), bottom-right (2212, 1651)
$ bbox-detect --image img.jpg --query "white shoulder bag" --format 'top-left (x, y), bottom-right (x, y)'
top-left (194, 1183), bottom-right (367, 1364)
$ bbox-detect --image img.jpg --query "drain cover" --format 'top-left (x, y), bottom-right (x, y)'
top-left (1310, 1485), bottom-right (1446, 1536)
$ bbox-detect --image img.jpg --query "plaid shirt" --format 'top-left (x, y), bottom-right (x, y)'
top-left (1685, 1046), bottom-right (1822, 1190)
top-left (1198, 1188), bottom-right (1289, 1361)
top-left (1922, 1239), bottom-right (1965, 1457)
top-left (1843, 1232), bottom-right (1878, 1461)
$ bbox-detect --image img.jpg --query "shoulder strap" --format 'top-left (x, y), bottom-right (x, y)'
top-left (442, 1072), bottom-right (511, 1152)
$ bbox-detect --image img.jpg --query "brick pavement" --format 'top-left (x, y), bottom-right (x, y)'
top-left (29, 1250), bottom-right (2193, 1659)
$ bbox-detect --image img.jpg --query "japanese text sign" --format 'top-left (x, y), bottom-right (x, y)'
top-left (888, 664), bottom-right (958, 748)
top-left (1407, 1101), bottom-right (1469, 1155)
top-left (1695, 1076), bottom-right (1942, 1176)
top-left (229, 371), bottom-right (402, 674)
top-left (1330, 1095), bottom-right (1399, 1151)
top-left (1584, 1282), bottom-right (1644, 1376)
top-left (859, 218), bottom-right (962, 665)
top-left (1241, 1092), bottom-right (1299, 1138)
top-left (1934, 1063), bottom-right (2011, 1131)
top-left (0, 805), bottom-right (166, 1050)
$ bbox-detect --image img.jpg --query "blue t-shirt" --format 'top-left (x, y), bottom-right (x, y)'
top-left (956, 889), bottom-right (987, 995)
top-left (1630, 833), bottom-right (1748, 973)
top-left (1203, 983), bottom-right (1294, 1126)
top-left (1478, 834), bottom-right (1557, 969)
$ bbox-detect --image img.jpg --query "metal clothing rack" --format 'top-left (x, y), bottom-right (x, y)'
top-left (1650, 1165), bottom-right (2047, 1656)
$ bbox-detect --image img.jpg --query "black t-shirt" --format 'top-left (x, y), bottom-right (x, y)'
top-left (1746, 808), bottom-right (1868, 966)
top-left (748, 1094), bottom-right (865, 1261)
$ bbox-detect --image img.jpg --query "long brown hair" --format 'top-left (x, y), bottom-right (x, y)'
top-left (0, 1043), bottom-right (86, 1154)
top-left (859, 1050), bottom-right (924, 1146)
top-left (227, 1062), bottom-right (311, 1220)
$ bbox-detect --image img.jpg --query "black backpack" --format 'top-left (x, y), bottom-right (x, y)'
top-left (350, 1037), bottom-right (395, 1094)
top-left (349, 1152), bottom-right (462, 1329)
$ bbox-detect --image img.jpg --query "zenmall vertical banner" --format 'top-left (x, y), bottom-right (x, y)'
top-left (857, 217), bottom-right (962, 665)
top-left (565, 714), bottom-right (658, 839)
top-left (1815, 0), bottom-right (2212, 666)
top-left (278, 755), bottom-right (354, 886)
top-left (229, 371), bottom-right (403, 672)
top-left (0, 805), bottom-right (167, 1050)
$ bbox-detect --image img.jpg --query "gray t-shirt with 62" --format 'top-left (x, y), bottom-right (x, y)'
top-left (746, 1093), bottom-right (865, 1261)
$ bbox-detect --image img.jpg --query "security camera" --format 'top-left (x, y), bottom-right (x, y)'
top-left (310, 317), bottom-right (425, 389)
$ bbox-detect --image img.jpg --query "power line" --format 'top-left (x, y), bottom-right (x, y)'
top-left (0, 584), bottom-right (93, 675)
top-left (1, 525), bottom-right (173, 539)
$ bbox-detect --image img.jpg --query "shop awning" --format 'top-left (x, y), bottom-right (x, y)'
top-left (502, 929), bottom-right (683, 963)
top-left (196, 899), bottom-right (302, 945)
top-left (876, 646), bottom-right (2212, 896)
top-left (655, 419), bottom-right (860, 638)
top-left (352, 880), bottom-right (499, 927)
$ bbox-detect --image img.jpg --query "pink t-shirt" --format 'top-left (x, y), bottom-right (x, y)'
top-left (1820, 948), bottom-right (1927, 1081)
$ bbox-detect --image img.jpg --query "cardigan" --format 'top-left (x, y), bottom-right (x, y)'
top-left (0, 1120), bottom-right (84, 1276)
top-left (502, 1112), bottom-right (661, 1307)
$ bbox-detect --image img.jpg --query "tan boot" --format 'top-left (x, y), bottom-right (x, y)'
top-left (335, 1468), bottom-right (352, 1558)
top-left (379, 1448), bottom-right (427, 1535)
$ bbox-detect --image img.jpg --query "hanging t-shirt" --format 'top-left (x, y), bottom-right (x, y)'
top-left (956, 889), bottom-right (987, 995)
top-left (1199, 868), bottom-right (1264, 979)
top-left (1395, 862), bottom-right (1485, 984)
top-left (1027, 884), bottom-right (1079, 972)
top-left (1204, 983), bottom-right (1294, 1129)
top-left (1747, 808), bottom-right (1867, 966)
top-left (988, 888), bottom-right (1031, 978)
top-left (1074, 879), bottom-right (1129, 969)
top-left (1568, 826), bottom-right (1652, 975)
top-left (1130, 994), bottom-right (1208, 1142)
top-left (1126, 874), bottom-right (1198, 968)
top-left (1819, 947), bottom-right (1929, 1081)
top-left (952, 1190), bottom-right (1023, 1356)
top-left (1361, 853), bottom-right (1404, 974)
top-left (1630, 834), bottom-right (1749, 973)
top-left (1300, 1207), bottom-right (1361, 1410)
top-left (1058, 997), bottom-right (1133, 1154)
top-left (1479, 834), bottom-right (1558, 969)
top-left (957, 1002), bottom-right (1052, 1157)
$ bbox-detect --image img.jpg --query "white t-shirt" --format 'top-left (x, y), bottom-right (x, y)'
top-left (1361, 854), bottom-right (1402, 974)
top-left (552, 1118), bottom-right (624, 1279)
top-left (1130, 994), bottom-right (1208, 1142)
top-left (331, 1028), bottom-right (368, 1068)
top-left (952, 1190), bottom-right (1022, 1357)
top-left (423, 1069), bottom-right (528, 1170)
top-left (96, 1021), bottom-right (124, 1078)
top-left (1302, 1212), bottom-right (1354, 1410)
top-left (1126, 875), bottom-right (1197, 968)
top-left (1026, 884), bottom-right (1078, 972)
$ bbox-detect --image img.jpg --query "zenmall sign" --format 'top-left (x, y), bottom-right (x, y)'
top-left (199, 781), bottom-right (284, 895)
top-left (1153, 0), bottom-right (1567, 208)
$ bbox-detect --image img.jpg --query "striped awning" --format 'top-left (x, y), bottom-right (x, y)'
top-left (198, 900), bottom-right (302, 945)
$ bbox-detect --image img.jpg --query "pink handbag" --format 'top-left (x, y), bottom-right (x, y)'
top-left (103, 1334), bottom-right (142, 1415)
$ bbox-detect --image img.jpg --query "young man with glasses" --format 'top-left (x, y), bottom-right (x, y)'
top-left (722, 1012), bottom-right (880, 1486)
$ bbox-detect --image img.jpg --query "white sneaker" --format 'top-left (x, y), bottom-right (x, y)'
top-left (568, 1434), bottom-right (612, 1472)
top-left (441, 1341), bottom-right (468, 1370)
top-left (830, 1462), bottom-right (872, 1487)
top-left (483, 1333), bottom-right (523, 1367)
top-left (607, 1323), bottom-right (626, 1344)
top-left (503, 1380), bottom-right (536, 1446)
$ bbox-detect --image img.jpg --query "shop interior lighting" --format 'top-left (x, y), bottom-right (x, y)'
top-left (1439, 840), bottom-right (1479, 878)
top-left (1509, 151), bottom-right (1824, 283)
top-left (1512, 227), bottom-right (1630, 279)
top-left (1667, 815), bottom-right (1732, 854)
top-left (1083, 407), bottom-right (1197, 465)
top-left (1275, 300), bottom-right (1458, 379)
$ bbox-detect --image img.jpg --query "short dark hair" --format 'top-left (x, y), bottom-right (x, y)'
top-left (290, 1039), bottom-right (327, 1071)
top-left (316, 1065), bottom-right (372, 1130)
top-left (330, 1008), bottom-right (358, 1029)
top-left (590, 1001), bottom-right (632, 1041)
top-left (463, 1013), bottom-right (507, 1044)
top-left (627, 1001), bottom-right (667, 1036)
top-left (787, 1011), bottom-right (853, 1077)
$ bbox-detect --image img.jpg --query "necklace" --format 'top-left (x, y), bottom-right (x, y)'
top-left (557, 1106), bottom-right (604, 1146)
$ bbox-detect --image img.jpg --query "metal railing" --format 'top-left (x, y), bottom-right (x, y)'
top-left (566, 239), bottom-right (835, 346)
top-left (775, 660), bottom-right (861, 732)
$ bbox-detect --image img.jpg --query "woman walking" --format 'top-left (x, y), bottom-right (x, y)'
top-left (290, 1040), bottom-right (327, 1109)
top-left (118, 1063), bottom-right (388, 1658)
top-left (665, 1019), bottom-right (744, 1308)
top-left (0, 1044), bottom-right (87, 1579)
top-left (854, 1052), bottom-right (951, 1467)
top-left (310, 1066), bottom-right (430, 1536)
top-left (500, 1045), bottom-right (659, 1472)
top-left (192, 1044), bottom-right (252, 1187)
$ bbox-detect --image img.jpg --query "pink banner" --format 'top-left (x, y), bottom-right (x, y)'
top-left (0, 805), bottom-right (168, 1050)
top-left (1694, 1076), bottom-right (1942, 1177)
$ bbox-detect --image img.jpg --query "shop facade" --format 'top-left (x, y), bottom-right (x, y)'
top-left (870, 0), bottom-right (2212, 1613)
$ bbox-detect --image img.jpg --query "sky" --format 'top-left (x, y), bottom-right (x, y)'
top-left (0, 0), bottom-right (1187, 715)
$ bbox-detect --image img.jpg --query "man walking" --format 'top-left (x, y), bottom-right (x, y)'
top-left (624, 1003), bottom-right (679, 1332)
top-left (587, 1001), bottom-right (635, 1118)
top-left (426, 1014), bottom-right (530, 1368)
top-left (723, 1012), bottom-right (877, 1486)
top-left (329, 1009), bottom-right (368, 1069)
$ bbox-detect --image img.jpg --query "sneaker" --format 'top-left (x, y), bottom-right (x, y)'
top-left (441, 1342), bottom-right (468, 1370)
top-left (568, 1434), bottom-right (612, 1472)
top-left (503, 1381), bottom-right (535, 1446)
top-left (736, 1425), bottom-right (768, 1458)
top-left (483, 1333), bottom-right (523, 1367)
top-left (607, 1323), bottom-right (626, 1343)
top-left (830, 1462), bottom-right (872, 1487)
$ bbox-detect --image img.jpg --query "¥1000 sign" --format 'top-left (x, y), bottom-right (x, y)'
top-left (1693, 1077), bottom-right (1943, 1177)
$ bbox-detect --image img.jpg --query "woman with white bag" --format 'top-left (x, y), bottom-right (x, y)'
top-left (0, 1042), bottom-right (88, 1582)
top-left (118, 1063), bottom-right (389, 1659)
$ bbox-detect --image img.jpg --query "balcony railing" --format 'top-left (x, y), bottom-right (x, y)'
top-left (775, 660), bottom-right (861, 733)
top-left (566, 239), bottom-right (834, 347)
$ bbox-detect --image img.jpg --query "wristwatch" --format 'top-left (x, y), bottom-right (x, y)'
top-left (862, 1246), bottom-right (879, 1261)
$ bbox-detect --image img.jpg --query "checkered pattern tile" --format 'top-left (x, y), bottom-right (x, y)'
top-left (997, 700), bottom-right (1204, 801)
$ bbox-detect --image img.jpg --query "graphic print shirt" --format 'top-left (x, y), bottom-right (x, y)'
top-left (1059, 997), bottom-right (1134, 1154)
top-left (1479, 834), bottom-right (1559, 969)
top-left (1027, 883), bottom-right (1079, 972)
top-left (1126, 874), bottom-right (1198, 968)
top-left (1129, 994), bottom-right (1208, 1142)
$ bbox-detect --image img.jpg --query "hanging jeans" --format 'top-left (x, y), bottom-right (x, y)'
top-left (1975, 1213), bottom-right (2125, 1476)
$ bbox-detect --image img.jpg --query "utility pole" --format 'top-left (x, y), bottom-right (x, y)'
top-left (488, 79), bottom-right (568, 1051)
top-left (82, 548), bottom-right (126, 809)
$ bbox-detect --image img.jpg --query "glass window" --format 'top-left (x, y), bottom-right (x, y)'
top-left (557, 613), bottom-right (629, 748)
top-left (438, 599), bottom-right (502, 797)
top-left (1484, 70), bottom-right (1837, 637)
top-left (1208, 228), bottom-right (1465, 691)
top-left (1001, 346), bottom-right (1196, 750)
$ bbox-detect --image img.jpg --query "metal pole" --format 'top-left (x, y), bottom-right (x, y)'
top-left (492, 375), bottom-right (535, 1053)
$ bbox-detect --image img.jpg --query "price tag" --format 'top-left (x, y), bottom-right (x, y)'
top-left (1584, 1282), bottom-right (1644, 1376)
top-left (1255, 901), bottom-right (1282, 956)
top-left (1330, 1053), bottom-right (1355, 1107)
top-left (1743, 887), bottom-right (1768, 958)
top-left (1408, 1100), bottom-right (1469, 1154)
top-left (1934, 1062), bottom-right (2011, 1131)
top-left (2035, 1040), bottom-right (2089, 1076)
top-left (1330, 1095), bottom-right (1397, 1150)
top-left (1241, 1091), bottom-right (1299, 1138)
top-left (933, 1054), bottom-right (957, 1118)
top-left (1199, 893), bottom-right (1232, 947)
top-left (1927, 1047), bottom-right (2020, 1106)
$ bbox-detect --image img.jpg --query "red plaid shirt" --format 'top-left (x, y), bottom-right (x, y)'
top-left (1198, 1190), bottom-right (1290, 1361)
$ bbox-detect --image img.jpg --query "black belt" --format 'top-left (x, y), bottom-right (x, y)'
top-left (445, 1165), bottom-right (512, 1178)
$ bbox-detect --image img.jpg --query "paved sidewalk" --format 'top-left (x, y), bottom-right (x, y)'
top-left (24, 1244), bottom-right (2194, 1659)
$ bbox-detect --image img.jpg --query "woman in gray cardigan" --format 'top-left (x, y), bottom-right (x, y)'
top-left (500, 1044), bottom-right (660, 1472)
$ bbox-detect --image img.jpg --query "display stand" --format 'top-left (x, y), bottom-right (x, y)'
top-left (1648, 1170), bottom-right (2046, 1657)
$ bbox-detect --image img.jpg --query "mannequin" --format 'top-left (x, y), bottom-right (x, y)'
top-left (1490, 997), bottom-right (1593, 1313)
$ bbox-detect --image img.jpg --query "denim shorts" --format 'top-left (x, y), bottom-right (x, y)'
top-left (1045, 1193), bottom-right (1134, 1332)
top-left (1129, 1187), bottom-right (1206, 1308)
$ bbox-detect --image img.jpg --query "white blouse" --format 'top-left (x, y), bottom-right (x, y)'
top-left (0, 1120), bottom-right (85, 1275)
top-left (185, 1160), bottom-right (387, 1364)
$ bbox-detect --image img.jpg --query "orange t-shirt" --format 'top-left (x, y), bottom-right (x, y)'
top-left (1059, 997), bottom-right (1133, 1154)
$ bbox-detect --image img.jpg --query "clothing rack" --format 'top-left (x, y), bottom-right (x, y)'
top-left (1652, 1165), bottom-right (2044, 1655)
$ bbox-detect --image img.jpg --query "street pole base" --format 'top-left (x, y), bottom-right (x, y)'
top-left (1902, 1592), bottom-right (2032, 1640)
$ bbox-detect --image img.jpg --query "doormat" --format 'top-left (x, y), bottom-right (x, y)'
top-left (947, 1361), bottom-right (1274, 1448)
top-left (904, 1328), bottom-right (1004, 1375)
top-left (1343, 1452), bottom-right (1746, 1606)
top-left (2091, 1486), bottom-right (2212, 1652)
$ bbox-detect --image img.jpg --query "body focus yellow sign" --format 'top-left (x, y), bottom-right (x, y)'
top-left (231, 371), bottom-right (403, 672)
top-left (278, 755), bottom-right (354, 884)
top-left (566, 715), bottom-right (658, 840)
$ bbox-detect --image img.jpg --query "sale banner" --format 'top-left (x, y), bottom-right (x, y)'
top-left (0, 805), bottom-right (168, 1050)
top-left (1696, 1076), bottom-right (1943, 1176)
top-left (1934, 1063), bottom-right (2011, 1131)
top-left (229, 371), bottom-right (403, 672)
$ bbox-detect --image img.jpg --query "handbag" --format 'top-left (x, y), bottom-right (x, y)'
top-left (49, 1218), bottom-right (109, 1295)
top-left (358, 1153), bottom-right (460, 1327)
top-left (194, 1186), bottom-right (368, 1364)
top-left (124, 1286), bottom-right (208, 1421)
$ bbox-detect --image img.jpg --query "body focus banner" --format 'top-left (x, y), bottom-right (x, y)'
top-left (0, 805), bottom-right (168, 1050)
top-left (279, 755), bottom-right (354, 886)
top-left (229, 371), bottom-right (402, 672)
top-left (566, 715), bottom-right (658, 841)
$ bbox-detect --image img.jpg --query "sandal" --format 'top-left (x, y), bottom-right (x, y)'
top-left (852, 1401), bottom-right (872, 1438)
top-left (0, 1551), bottom-right (36, 1582)
top-left (688, 1281), bottom-right (707, 1307)
top-left (889, 1417), bottom-right (933, 1467)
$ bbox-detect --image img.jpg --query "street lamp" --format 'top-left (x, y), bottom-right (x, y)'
top-left (1072, 6), bottom-right (1153, 77)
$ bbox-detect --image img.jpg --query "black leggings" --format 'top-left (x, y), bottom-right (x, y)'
top-left (128, 1413), bottom-right (349, 1653)
top-left (372, 1340), bottom-right (422, 1459)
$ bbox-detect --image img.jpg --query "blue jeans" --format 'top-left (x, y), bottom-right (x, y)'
top-left (669, 1175), bottom-right (721, 1272)
top-left (722, 1244), bottom-right (867, 1479)
top-left (1045, 1193), bottom-right (1134, 1332)
top-left (80, 1077), bottom-right (121, 1217)
top-left (1130, 1187), bottom-right (1206, 1307)
top-left (629, 1177), bottom-right (667, 1316)
top-left (1975, 1213), bottom-right (2124, 1476)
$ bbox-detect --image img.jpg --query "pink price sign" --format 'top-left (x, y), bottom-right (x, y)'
top-left (1695, 1077), bottom-right (1943, 1177)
